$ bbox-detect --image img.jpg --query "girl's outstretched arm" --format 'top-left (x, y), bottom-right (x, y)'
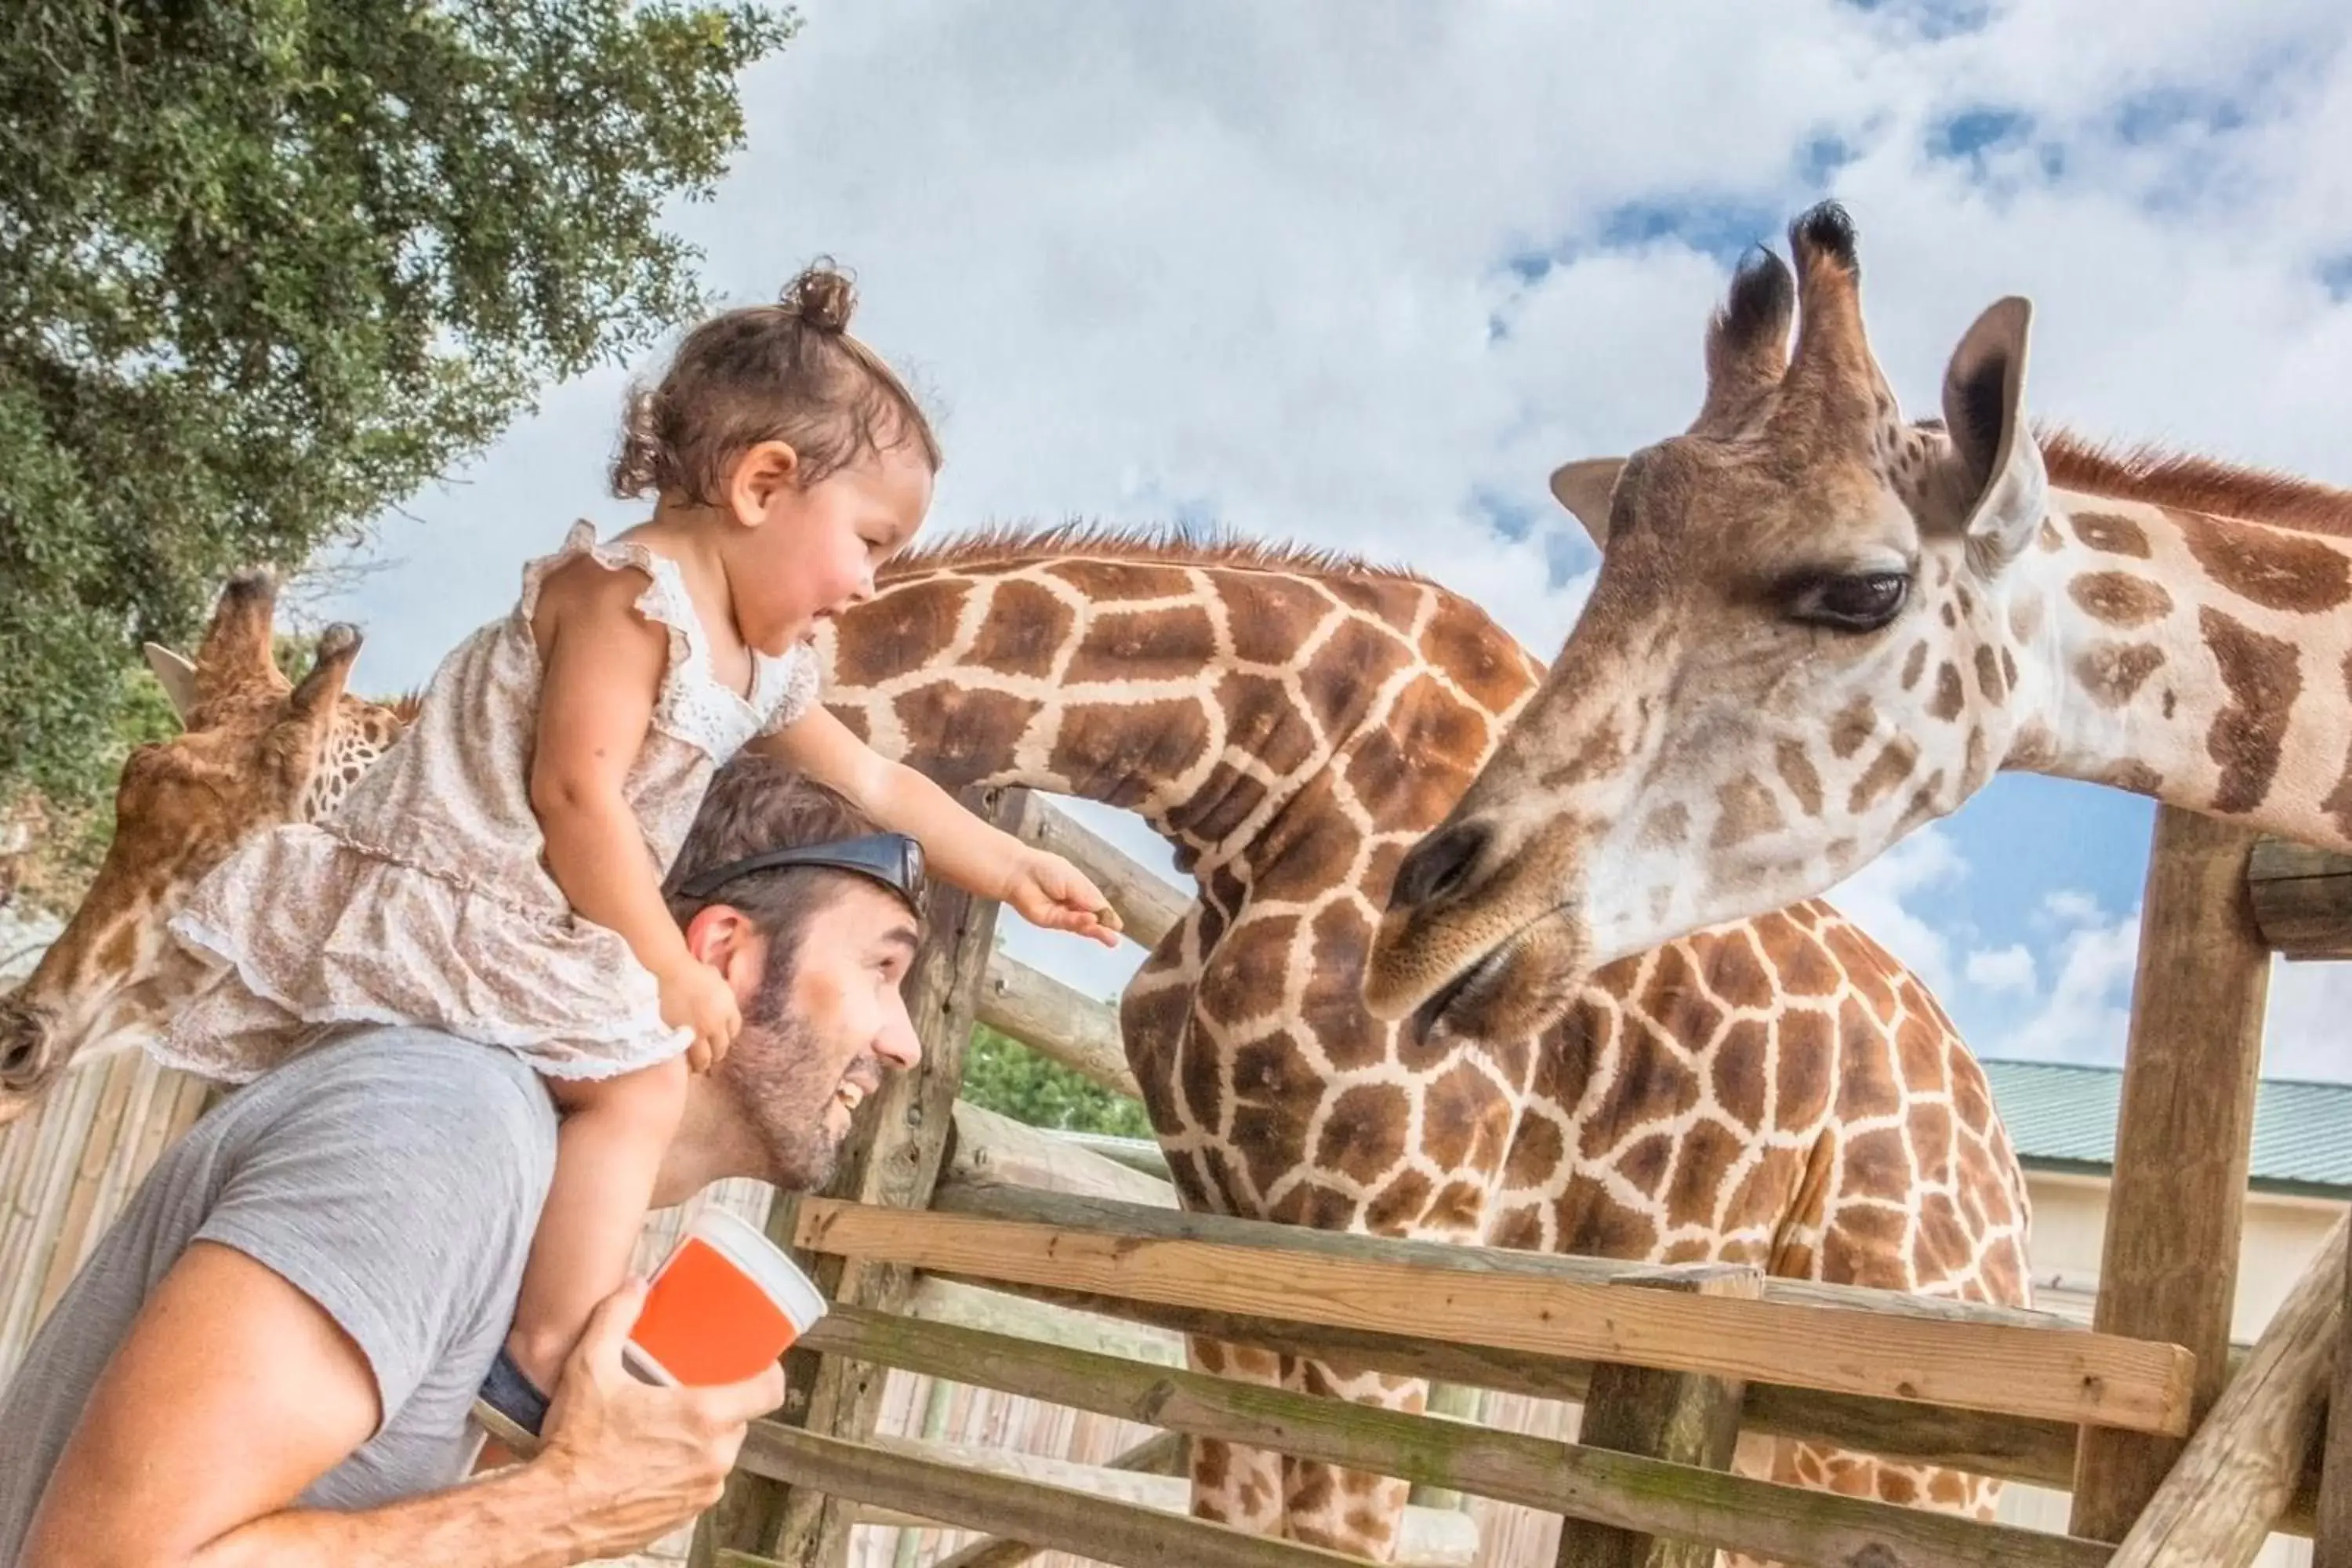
top-left (531, 565), bottom-right (740, 1058)
top-left (757, 707), bottom-right (1120, 947)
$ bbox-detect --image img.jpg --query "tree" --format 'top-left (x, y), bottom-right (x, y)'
top-left (0, 0), bottom-right (797, 833)
top-left (960, 1024), bottom-right (1155, 1140)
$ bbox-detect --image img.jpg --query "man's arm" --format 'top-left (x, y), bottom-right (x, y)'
top-left (21, 1247), bottom-right (780, 1568)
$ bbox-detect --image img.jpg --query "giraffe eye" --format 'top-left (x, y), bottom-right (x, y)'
top-left (1787, 571), bottom-right (1910, 633)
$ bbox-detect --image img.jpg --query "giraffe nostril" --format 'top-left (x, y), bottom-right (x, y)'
top-left (1392, 821), bottom-right (1491, 913)
top-left (0, 1002), bottom-right (49, 1087)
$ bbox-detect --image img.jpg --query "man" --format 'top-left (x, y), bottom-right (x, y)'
top-left (0, 755), bottom-right (924, 1566)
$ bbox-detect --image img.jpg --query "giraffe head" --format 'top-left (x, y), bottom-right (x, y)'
top-left (0, 571), bottom-right (411, 1122)
top-left (1366, 201), bottom-right (2053, 1041)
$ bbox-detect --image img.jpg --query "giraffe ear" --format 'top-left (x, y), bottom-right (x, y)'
top-left (1548, 458), bottom-right (1625, 549)
top-left (143, 644), bottom-right (199, 727)
top-left (1940, 296), bottom-right (2047, 574)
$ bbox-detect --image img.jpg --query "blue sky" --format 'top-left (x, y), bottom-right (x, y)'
top-left (310, 1), bottom-right (2352, 1083)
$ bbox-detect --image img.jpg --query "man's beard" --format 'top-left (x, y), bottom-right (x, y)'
top-left (720, 961), bottom-right (878, 1192)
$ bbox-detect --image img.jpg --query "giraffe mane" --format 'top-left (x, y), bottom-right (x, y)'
top-left (884, 520), bottom-right (1438, 585)
top-left (2037, 423), bottom-right (2352, 538)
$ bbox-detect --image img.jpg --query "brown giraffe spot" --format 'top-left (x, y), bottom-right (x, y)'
top-left (826, 702), bottom-right (871, 744)
top-left (1973, 644), bottom-right (2008, 702)
top-left (1424, 596), bottom-right (1536, 713)
top-left (1893, 1008), bottom-right (1951, 1097)
top-left (2002, 645), bottom-right (2019, 691)
top-left (1047, 697), bottom-right (1213, 808)
top-left (1825, 926), bottom-right (1900, 1020)
top-left (2103, 759), bottom-right (2168, 795)
top-left (1269, 1181), bottom-right (1360, 1231)
top-left (1287, 1463), bottom-right (1334, 1514)
top-left (1847, 735), bottom-right (1918, 815)
top-left (2177, 510), bottom-right (2352, 613)
top-left (1424, 1178), bottom-right (1486, 1234)
top-left (2071, 511), bottom-right (2152, 558)
top-left (1581, 1047), bottom-right (1700, 1161)
top-left (1064, 602), bottom-right (1218, 684)
top-left (1202, 914), bottom-right (1297, 1028)
top-left (1317, 571), bottom-right (1423, 634)
top-left (1185, 760), bottom-right (1272, 849)
top-left (834, 578), bottom-right (970, 685)
top-left (1537, 713), bottom-right (1628, 791)
top-left (1639, 944), bottom-right (1723, 1044)
top-left (1774, 740), bottom-right (1824, 818)
top-left (1900, 641), bottom-right (1929, 691)
top-left (1927, 662), bottom-right (1965, 722)
top-left (1711, 1020), bottom-right (1769, 1131)
top-left (1221, 572), bottom-right (1338, 665)
top-left (1300, 616), bottom-right (1414, 735)
top-left (1421, 1061), bottom-right (1513, 1171)
top-left (1954, 583), bottom-right (1976, 618)
top-left (1348, 677), bottom-right (1486, 824)
top-left (1830, 694), bottom-right (1878, 759)
top-left (1192, 1436), bottom-right (1231, 1486)
top-left (1928, 1471), bottom-right (1972, 1506)
top-left (2072, 641), bottom-right (2165, 707)
top-left (1831, 1012), bottom-right (1901, 1126)
top-left (2068, 571), bottom-right (2174, 628)
top-left (962, 579), bottom-right (1073, 677)
top-left (1501, 1112), bottom-right (1564, 1191)
top-left (1617, 1132), bottom-right (1675, 1200)
top-left (1980, 1239), bottom-right (2025, 1307)
top-left (1919, 1190), bottom-right (1973, 1276)
top-left (1364, 1167), bottom-right (1435, 1232)
top-left (1940, 601), bottom-right (1958, 629)
top-left (1639, 801), bottom-right (1690, 848)
top-left (1838, 1127), bottom-right (1911, 1196)
top-left (2201, 607), bottom-right (2300, 814)
top-left (1710, 772), bottom-right (1784, 848)
top-left (1961, 724), bottom-right (1993, 798)
top-left (1724, 1145), bottom-right (1802, 1226)
top-left (1664, 1120), bottom-right (1748, 1230)
top-left (2162, 687), bottom-right (2178, 718)
top-left (1047, 558), bottom-right (1196, 603)
top-left (2320, 651), bottom-right (2352, 841)
top-left (1316, 1083), bottom-right (1413, 1184)
top-left (1824, 1206), bottom-right (1911, 1290)
top-left (1215, 672), bottom-right (1320, 776)
top-left (1177, 1035), bottom-right (1229, 1138)
top-left (1774, 931), bottom-right (1842, 998)
top-left (1555, 1173), bottom-right (1660, 1258)
top-left (1696, 929), bottom-right (1776, 1011)
top-left (1301, 902), bottom-right (1384, 1071)
top-left (1485, 1205), bottom-right (1544, 1252)
top-left (1951, 1066), bottom-right (1993, 1136)
top-left (890, 687), bottom-right (1043, 782)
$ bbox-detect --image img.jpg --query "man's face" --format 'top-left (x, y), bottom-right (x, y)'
top-left (719, 880), bottom-right (922, 1191)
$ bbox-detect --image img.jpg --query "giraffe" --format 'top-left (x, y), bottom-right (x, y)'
top-left (1364, 198), bottom-right (2352, 1057)
top-left (4, 537), bottom-right (2034, 1564)
top-left (0, 570), bottom-right (412, 1112)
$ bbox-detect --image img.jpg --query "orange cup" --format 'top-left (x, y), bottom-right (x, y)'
top-left (623, 1207), bottom-right (827, 1387)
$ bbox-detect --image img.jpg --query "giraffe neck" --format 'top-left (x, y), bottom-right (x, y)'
top-left (825, 547), bottom-right (1535, 877)
top-left (2004, 492), bottom-right (2352, 851)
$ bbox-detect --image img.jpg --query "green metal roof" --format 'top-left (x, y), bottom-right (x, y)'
top-left (1980, 1058), bottom-right (2352, 1197)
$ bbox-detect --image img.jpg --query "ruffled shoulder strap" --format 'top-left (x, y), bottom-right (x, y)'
top-left (516, 519), bottom-right (709, 671)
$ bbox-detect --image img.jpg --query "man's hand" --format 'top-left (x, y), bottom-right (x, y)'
top-left (532, 1279), bottom-right (787, 1561)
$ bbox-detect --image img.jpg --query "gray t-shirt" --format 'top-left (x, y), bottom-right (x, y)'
top-left (0, 1025), bottom-right (557, 1560)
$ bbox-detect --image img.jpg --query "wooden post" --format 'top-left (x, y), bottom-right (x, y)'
top-left (2071, 807), bottom-right (2270, 1542)
top-left (694, 786), bottom-right (1015, 1568)
top-left (2318, 1212), bottom-right (2352, 1568)
top-left (2109, 1210), bottom-right (2346, 1567)
top-left (1554, 1265), bottom-right (1762, 1568)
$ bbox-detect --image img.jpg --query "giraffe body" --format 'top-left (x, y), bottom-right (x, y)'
top-left (5, 535), bottom-right (2033, 1563)
top-left (1368, 201), bottom-right (2352, 1060)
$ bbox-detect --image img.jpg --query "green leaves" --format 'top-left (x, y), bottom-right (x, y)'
top-left (961, 1025), bottom-right (1155, 1139)
top-left (0, 0), bottom-right (795, 851)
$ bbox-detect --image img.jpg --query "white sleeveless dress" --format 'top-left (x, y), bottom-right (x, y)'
top-left (151, 521), bottom-right (822, 1083)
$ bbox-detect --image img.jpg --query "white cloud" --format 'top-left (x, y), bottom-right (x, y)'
top-left (1965, 943), bottom-right (2039, 996)
top-left (302, 2), bottom-right (2352, 1020)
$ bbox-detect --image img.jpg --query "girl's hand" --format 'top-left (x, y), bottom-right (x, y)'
top-left (656, 959), bottom-right (742, 1072)
top-left (1001, 849), bottom-right (1123, 949)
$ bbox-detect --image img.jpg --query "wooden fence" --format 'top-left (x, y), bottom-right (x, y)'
top-left (5, 789), bottom-right (2349, 1567)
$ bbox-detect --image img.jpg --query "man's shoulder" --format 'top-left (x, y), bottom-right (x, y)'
top-left (230, 1025), bottom-right (558, 1183)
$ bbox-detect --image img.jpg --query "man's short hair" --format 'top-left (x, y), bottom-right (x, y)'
top-left (663, 754), bottom-right (892, 953)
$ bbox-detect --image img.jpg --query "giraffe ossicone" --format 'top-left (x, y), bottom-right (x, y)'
top-left (1368, 198), bottom-right (2352, 1052)
top-left (6, 531), bottom-right (2034, 1562)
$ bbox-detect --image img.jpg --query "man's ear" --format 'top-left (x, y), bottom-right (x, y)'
top-left (681, 903), bottom-right (767, 989)
top-left (728, 440), bottom-right (802, 525)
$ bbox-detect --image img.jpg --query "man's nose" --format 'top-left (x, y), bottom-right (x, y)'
top-left (874, 1005), bottom-right (921, 1071)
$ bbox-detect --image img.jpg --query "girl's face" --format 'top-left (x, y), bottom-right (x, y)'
top-left (726, 439), bottom-right (933, 655)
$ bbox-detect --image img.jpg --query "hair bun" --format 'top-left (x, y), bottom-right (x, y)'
top-left (780, 260), bottom-right (858, 335)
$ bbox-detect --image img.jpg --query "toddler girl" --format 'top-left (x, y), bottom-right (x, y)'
top-left (151, 263), bottom-right (1117, 1446)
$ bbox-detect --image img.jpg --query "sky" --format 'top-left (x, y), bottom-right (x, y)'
top-left (311, 0), bottom-right (2352, 1084)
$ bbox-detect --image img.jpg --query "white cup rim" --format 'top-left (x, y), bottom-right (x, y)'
top-left (677, 1206), bottom-right (829, 1330)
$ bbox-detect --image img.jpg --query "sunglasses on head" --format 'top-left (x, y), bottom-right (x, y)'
top-left (673, 832), bottom-right (927, 912)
